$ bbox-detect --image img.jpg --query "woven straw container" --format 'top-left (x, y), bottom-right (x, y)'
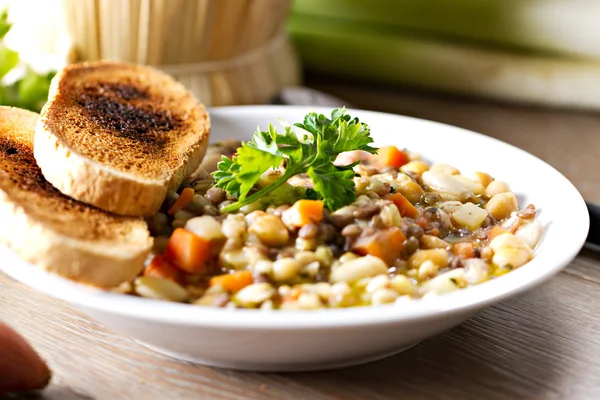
top-left (10, 0), bottom-right (302, 106)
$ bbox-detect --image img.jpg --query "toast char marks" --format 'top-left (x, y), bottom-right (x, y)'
top-left (0, 132), bottom-right (137, 242)
top-left (44, 63), bottom-right (202, 180)
top-left (76, 81), bottom-right (180, 150)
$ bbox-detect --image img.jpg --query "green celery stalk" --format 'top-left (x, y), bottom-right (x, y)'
top-left (288, 14), bottom-right (600, 111)
top-left (292, 0), bottom-right (600, 61)
top-left (0, 45), bottom-right (18, 79)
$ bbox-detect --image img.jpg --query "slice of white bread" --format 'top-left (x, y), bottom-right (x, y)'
top-left (35, 60), bottom-right (210, 217)
top-left (0, 106), bottom-right (152, 287)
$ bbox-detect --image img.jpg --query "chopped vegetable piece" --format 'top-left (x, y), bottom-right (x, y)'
top-left (354, 227), bottom-right (406, 266)
top-left (487, 226), bottom-right (509, 242)
top-left (282, 199), bottom-right (324, 227)
top-left (376, 146), bottom-right (408, 168)
top-left (408, 249), bottom-right (450, 270)
top-left (384, 193), bottom-right (419, 218)
top-left (164, 228), bottom-right (211, 273)
top-left (210, 271), bottom-right (254, 292)
top-left (144, 255), bottom-right (183, 283)
top-left (451, 242), bottom-right (475, 259)
top-left (168, 187), bottom-right (195, 215)
top-left (452, 202), bottom-right (488, 230)
top-left (489, 233), bottom-right (533, 269)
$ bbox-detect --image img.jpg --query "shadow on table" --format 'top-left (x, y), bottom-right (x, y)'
top-left (282, 293), bottom-right (564, 400)
top-left (0, 386), bottom-right (94, 400)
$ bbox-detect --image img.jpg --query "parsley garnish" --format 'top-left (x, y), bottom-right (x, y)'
top-left (213, 108), bottom-right (377, 212)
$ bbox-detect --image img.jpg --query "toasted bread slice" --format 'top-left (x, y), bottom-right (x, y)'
top-left (35, 60), bottom-right (210, 217)
top-left (0, 106), bottom-right (152, 287)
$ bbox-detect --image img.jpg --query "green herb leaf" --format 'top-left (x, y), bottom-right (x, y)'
top-left (213, 155), bottom-right (242, 199)
top-left (0, 46), bottom-right (18, 80)
top-left (16, 69), bottom-right (53, 111)
top-left (214, 107), bottom-right (377, 212)
top-left (235, 142), bottom-right (284, 200)
top-left (0, 9), bottom-right (11, 39)
top-left (307, 163), bottom-right (357, 210)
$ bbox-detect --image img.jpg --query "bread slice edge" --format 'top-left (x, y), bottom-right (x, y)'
top-left (34, 114), bottom-right (169, 217)
top-left (0, 190), bottom-right (152, 288)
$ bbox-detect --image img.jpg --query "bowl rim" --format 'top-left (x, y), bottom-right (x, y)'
top-left (0, 105), bottom-right (589, 330)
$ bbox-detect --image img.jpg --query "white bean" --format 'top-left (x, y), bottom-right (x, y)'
top-left (400, 160), bottom-right (430, 175)
top-left (366, 275), bottom-right (391, 293)
top-left (272, 258), bottom-right (302, 282)
top-left (515, 219), bottom-right (543, 250)
top-left (380, 203), bottom-right (403, 228)
top-left (418, 260), bottom-right (439, 279)
top-left (371, 288), bottom-right (399, 305)
top-left (408, 249), bottom-right (450, 269)
top-left (438, 200), bottom-right (463, 214)
top-left (302, 261), bottom-right (321, 277)
top-left (470, 171), bottom-right (494, 188)
top-left (314, 283), bottom-right (333, 301)
top-left (367, 178), bottom-right (384, 194)
top-left (463, 258), bottom-right (489, 284)
top-left (249, 214), bottom-right (289, 247)
top-left (452, 175), bottom-right (485, 196)
top-left (486, 192), bottom-right (518, 220)
top-left (185, 216), bottom-right (224, 241)
top-left (430, 163), bottom-right (460, 175)
top-left (329, 282), bottom-right (355, 306)
top-left (486, 180), bottom-right (510, 198)
top-left (234, 283), bottom-right (275, 307)
top-left (397, 180), bottom-right (424, 204)
top-left (390, 275), bottom-right (415, 295)
top-left (422, 171), bottom-right (472, 202)
top-left (134, 277), bottom-right (187, 302)
top-left (254, 260), bottom-right (273, 275)
top-left (420, 268), bottom-right (467, 295)
top-left (489, 233), bottom-right (534, 269)
top-left (297, 293), bottom-right (323, 309)
top-left (331, 255), bottom-right (389, 283)
top-left (222, 214), bottom-right (247, 241)
top-left (420, 235), bottom-right (450, 249)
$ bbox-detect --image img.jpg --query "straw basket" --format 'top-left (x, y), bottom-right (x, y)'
top-left (23, 0), bottom-right (302, 106)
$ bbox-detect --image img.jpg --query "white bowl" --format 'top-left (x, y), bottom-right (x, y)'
top-left (0, 106), bottom-right (589, 372)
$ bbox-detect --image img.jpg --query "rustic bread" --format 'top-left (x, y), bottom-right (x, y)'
top-left (0, 106), bottom-right (152, 287)
top-left (35, 60), bottom-right (210, 217)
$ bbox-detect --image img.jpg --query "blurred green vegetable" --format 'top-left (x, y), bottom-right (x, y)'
top-left (0, 9), bottom-right (10, 38)
top-left (0, 8), bottom-right (54, 112)
top-left (288, 12), bottom-right (600, 111)
top-left (292, 0), bottom-right (600, 60)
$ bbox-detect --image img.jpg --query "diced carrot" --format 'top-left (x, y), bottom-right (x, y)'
top-left (376, 146), bottom-right (408, 168)
top-left (384, 193), bottom-right (420, 218)
top-left (168, 187), bottom-right (195, 215)
top-left (486, 226), bottom-right (509, 242)
top-left (283, 287), bottom-right (303, 302)
top-left (354, 227), bottom-right (406, 266)
top-left (282, 199), bottom-right (324, 227)
top-left (163, 228), bottom-right (212, 273)
top-left (210, 271), bottom-right (254, 292)
top-left (451, 242), bottom-right (475, 259)
top-left (144, 255), bottom-right (183, 283)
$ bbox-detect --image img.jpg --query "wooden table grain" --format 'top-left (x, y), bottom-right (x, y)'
top-left (1, 84), bottom-right (599, 400)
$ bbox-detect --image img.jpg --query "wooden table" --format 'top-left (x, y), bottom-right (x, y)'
top-left (2, 83), bottom-right (599, 400)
